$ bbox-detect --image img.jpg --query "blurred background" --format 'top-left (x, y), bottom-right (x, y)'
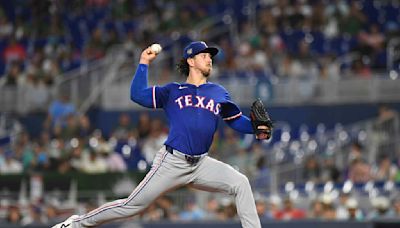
top-left (0, 0), bottom-right (400, 227)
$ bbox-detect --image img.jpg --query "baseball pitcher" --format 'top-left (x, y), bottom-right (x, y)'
top-left (53, 41), bottom-right (273, 228)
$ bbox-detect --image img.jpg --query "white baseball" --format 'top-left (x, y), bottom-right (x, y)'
top-left (150, 43), bottom-right (162, 54)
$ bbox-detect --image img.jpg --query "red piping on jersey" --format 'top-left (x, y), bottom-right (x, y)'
top-left (223, 112), bottom-right (242, 121)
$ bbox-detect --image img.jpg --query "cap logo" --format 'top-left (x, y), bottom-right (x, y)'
top-left (187, 48), bottom-right (193, 55)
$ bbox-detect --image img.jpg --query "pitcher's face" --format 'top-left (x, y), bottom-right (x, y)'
top-left (192, 53), bottom-right (213, 77)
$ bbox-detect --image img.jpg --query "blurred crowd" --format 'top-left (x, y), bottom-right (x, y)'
top-left (1, 0), bottom-right (400, 226)
top-left (0, 96), bottom-right (399, 225)
top-left (1, 0), bottom-right (399, 90)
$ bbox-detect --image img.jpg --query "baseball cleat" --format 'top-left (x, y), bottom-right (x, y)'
top-left (52, 214), bottom-right (79, 228)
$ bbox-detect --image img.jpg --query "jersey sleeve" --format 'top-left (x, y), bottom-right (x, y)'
top-left (219, 89), bottom-right (242, 121)
top-left (130, 64), bottom-right (154, 108)
top-left (130, 64), bottom-right (170, 109)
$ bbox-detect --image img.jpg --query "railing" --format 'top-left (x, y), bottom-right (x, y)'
top-left (387, 38), bottom-right (400, 71)
top-left (101, 75), bottom-right (400, 110)
top-left (268, 115), bottom-right (400, 193)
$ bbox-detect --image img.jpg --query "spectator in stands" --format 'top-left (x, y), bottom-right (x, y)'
top-left (0, 62), bottom-right (23, 87)
top-left (318, 194), bottom-right (336, 220)
top-left (204, 196), bottom-right (220, 220)
top-left (57, 157), bottom-right (75, 174)
top-left (23, 203), bottom-right (43, 225)
top-left (302, 155), bottom-right (321, 183)
top-left (351, 59), bottom-right (371, 78)
top-left (80, 149), bottom-right (107, 174)
top-left (0, 147), bottom-right (4, 166)
top-left (235, 41), bottom-right (257, 73)
top-left (135, 112), bottom-right (151, 140)
top-left (248, 142), bottom-right (266, 178)
top-left (308, 199), bottom-right (324, 219)
top-left (348, 158), bottom-right (371, 183)
top-left (372, 154), bottom-right (397, 181)
top-left (368, 196), bottom-right (392, 219)
top-left (43, 204), bottom-right (61, 225)
top-left (54, 114), bottom-right (81, 140)
top-left (389, 197), bottom-right (400, 218)
top-left (227, 147), bottom-right (251, 177)
top-left (373, 104), bottom-right (399, 160)
top-left (267, 195), bottom-right (281, 220)
top-left (5, 205), bottom-right (22, 224)
top-left (338, 1), bottom-right (366, 36)
top-left (257, 8), bottom-right (278, 36)
top-left (321, 202), bottom-right (336, 220)
top-left (252, 155), bottom-right (271, 190)
top-left (347, 141), bottom-right (365, 164)
top-left (345, 197), bottom-right (364, 221)
top-left (140, 202), bottom-right (164, 221)
top-left (0, 149), bottom-right (23, 174)
top-left (55, 114), bottom-right (90, 140)
top-left (2, 37), bottom-right (26, 65)
top-left (78, 114), bottom-right (92, 139)
top-left (179, 197), bottom-right (206, 221)
top-left (255, 196), bottom-right (273, 220)
top-left (69, 146), bottom-right (84, 171)
top-left (335, 192), bottom-right (351, 220)
top-left (274, 197), bottom-right (306, 220)
top-left (84, 28), bottom-right (107, 61)
top-left (44, 94), bottom-right (76, 131)
top-left (32, 143), bottom-right (50, 171)
top-left (319, 54), bottom-right (340, 80)
top-left (156, 195), bottom-right (179, 221)
top-left (47, 137), bottom-right (66, 167)
top-left (91, 133), bottom-right (127, 173)
top-left (358, 24), bottom-right (385, 55)
top-left (104, 150), bottom-right (127, 173)
top-left (0, 12), bottom-right (13, 38)
top-left (221, 201), bottom-right (238, 220)
top-left (19, 132), bottom-right (35, 171)
top-left (218, 127), bottom-right (241, 162)
top-left (111, 113), bottom-right (134, 141)
top-left (142, 118), bottom-right (168, 164)
top-left (320, 155), bottom-right (341, 183)
top-left (24, 74), bottom-right (51, 112)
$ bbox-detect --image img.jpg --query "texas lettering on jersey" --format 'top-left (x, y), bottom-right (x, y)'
top-left (175, 95), bottom-right (221, 115)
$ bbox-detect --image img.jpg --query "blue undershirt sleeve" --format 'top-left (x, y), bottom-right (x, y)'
top-left (226, 115), bottom-right (254, 134)
top-left (130, 64), bottom-right (154, 108)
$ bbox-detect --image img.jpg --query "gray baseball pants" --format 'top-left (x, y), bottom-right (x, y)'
top-left (70, 146), bottom-right (261, 228)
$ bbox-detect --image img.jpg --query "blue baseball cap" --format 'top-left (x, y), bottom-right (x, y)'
top-left (183, 41), bottom-right (219, 59)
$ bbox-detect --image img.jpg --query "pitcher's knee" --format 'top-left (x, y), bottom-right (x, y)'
top-left (234, 173), bottom-right (251, 191)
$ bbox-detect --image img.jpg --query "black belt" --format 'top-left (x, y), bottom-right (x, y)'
top-left (165, 145), bottom-right (201, 165)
